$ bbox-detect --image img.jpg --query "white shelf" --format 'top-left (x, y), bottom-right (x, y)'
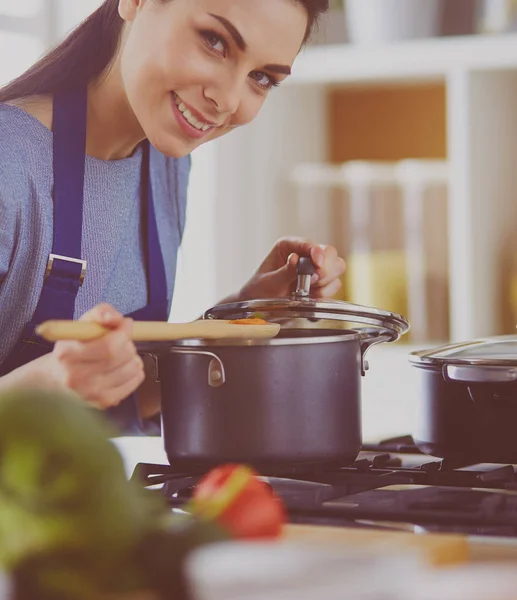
top-left (207, 33), bottom-right (517, 345)
top-left (291, 33), bottom-right (517, 86)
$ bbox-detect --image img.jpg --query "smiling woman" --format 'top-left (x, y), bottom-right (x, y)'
top-left (0, 0), bottom-right (327, 158)
top-left (0, 0), bottom-right (343, 437)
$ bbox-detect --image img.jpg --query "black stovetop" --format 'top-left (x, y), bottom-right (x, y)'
top-left (131, 436), bottom-right (517, 538)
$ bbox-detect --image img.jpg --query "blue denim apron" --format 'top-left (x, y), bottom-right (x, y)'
top-left (0, 87), bottom-right (168, 435)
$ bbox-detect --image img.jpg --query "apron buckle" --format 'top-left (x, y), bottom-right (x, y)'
top-left (45, 253), bottom-right (87, 286)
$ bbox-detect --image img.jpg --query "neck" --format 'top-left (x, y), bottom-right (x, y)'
top-left (87, 62), bottom-right (145, 161)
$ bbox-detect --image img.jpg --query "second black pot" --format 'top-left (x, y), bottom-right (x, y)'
top-left (410, 335), bottom-right (517, 465)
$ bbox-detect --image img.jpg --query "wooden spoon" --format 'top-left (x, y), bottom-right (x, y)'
top-left (35, 319), bottom-right (281, 342)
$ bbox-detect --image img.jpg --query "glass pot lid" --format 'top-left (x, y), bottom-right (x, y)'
top-left (204, 258), bottom-right (410, 343)
top-left (409, 335), bottom-right (517, 368)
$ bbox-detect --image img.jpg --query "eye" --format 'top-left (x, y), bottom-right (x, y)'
top-left (249, 71), bottom-right (280, 91)
top-left (201, 30), bottom-right (228, 56)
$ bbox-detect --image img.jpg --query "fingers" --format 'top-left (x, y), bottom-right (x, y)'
top-left (97, 368), bottom-right (146, 410)
top-left (312, 256), bottom-right (347, 290)
top-left (240, 238), bottom-right (347, 303)
top-left (311, 278), bottom-right (343, 299)
top-left (286, 252), bottom-right (300, 268)
top-left (276, 237), bottom-right (315, 263)
top-left (51, 303), bottom-right (145, 410)
top-left (101, 356), bottom-right (145, 393)
top-left (289, 244), bottom-right (345, 289)
top-left (65, 356), bottom-right (146, 411)
top-left (79, 302), bottom-right (125, 329)
top-left (54, 319), bottom-right (135, 365)
top-left (309, 245), bottom-right (326, 268)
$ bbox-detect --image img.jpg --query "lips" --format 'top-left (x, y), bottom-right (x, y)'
top-left (178, 94), bottom-right (216, 127)
top-left (172, 92), bottom-right (217, 139)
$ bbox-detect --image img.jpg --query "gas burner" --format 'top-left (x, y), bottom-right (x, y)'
top-left (131, 438), bottom-right (517, 538)
top-left (315, 485), bottom-right (517, 537)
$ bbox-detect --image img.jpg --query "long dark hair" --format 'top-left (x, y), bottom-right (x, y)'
top-left (0, 0), bottom-right (329, 103)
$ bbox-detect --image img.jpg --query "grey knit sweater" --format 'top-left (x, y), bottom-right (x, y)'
top-left (0, 103), bottom-right (190, 429)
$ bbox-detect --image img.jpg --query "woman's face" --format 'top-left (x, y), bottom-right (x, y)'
top-left (119, 0), bottom-right (308, 158)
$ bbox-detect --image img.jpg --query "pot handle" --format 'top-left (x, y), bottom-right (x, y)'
top-left (294, 257), bottom-right (316, 298)
top-left (442, 364), bottom-right (517, 384)
top-left (359, 327), bottom-right (396, 376)
top-left (166, 349), bottom-right (226, 388)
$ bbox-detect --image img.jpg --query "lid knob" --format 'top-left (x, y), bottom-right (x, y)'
top-left (294, 257), bottom-right (316, 298)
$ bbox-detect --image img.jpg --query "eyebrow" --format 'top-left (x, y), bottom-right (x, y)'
top-left (208, 14), bottom-right (247, 51)
top-left (207, 13), bottom-right (292, 76)
top-left (263, 64), bottom-right (291, 76)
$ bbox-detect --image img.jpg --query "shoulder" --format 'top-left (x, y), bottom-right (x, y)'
top-left (3, 96), bottom-right (52, 128)
top-left (0, 104), bottom-right (54, 247)
top-left (0, 101), bottom-right (53, 185)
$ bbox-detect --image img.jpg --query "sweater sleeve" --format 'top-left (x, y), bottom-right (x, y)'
top-left (0, 163), bottom-right (16, 286)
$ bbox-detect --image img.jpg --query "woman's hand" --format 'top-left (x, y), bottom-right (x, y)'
top-left (236, 238), bottom-right (346, 301)
top-left (49, 303), bottom-right (145, 410)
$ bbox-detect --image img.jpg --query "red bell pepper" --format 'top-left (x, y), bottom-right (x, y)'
top-left (187, 464), bottom-right (286, 539)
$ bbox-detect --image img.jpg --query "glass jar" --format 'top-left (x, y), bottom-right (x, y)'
top-left (395, 160), bottom-right (449, 344)
top-left (340, 161), bottom-right (408, 319)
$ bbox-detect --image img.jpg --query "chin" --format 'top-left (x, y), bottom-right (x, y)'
top-left (147, 130), bottom-right (195, 159)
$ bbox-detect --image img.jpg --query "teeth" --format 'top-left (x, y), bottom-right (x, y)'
top-left (173, 93), bottom-right (211, 132)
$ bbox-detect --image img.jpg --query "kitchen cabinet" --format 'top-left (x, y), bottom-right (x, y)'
top-left (202, 34), bottom-right (517, 343)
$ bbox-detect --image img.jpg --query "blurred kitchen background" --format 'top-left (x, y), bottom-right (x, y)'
top-left (2, 0), bottom-right (517, 440)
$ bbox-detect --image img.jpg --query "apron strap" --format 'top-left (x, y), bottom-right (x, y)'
top-left (52, 87), bottom-right (87, 260)
top-left (130, 142), bottom-right (168, 320)
top-left (30, 88), bottom-right (88, 325)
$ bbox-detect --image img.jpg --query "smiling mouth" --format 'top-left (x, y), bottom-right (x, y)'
top-left (172, 92), bottom-right (217, 133)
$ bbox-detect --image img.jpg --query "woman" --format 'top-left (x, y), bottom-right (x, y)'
top-left (0, 0), bottom-right (345, 434)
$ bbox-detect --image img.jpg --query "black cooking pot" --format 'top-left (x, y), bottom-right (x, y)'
top-left (409, 336), bottom-right (517, 465)
top-left (150, 259), bottom-right (409, 473)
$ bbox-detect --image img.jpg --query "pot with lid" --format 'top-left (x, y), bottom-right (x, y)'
top-left (409, 336), bottom-right (517, 464)
top-left (154, 258), bottom-right (409, 473)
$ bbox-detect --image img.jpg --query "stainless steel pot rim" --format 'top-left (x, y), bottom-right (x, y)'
top-left (203, 297), bottom-right (410, 340)
top-left (166, 329), bottom-right (363, 348)
top-left (409, 335), bottom-right (517, 367)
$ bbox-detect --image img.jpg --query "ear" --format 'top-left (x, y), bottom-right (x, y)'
top-left (118, 0), bottom-right (147, 22)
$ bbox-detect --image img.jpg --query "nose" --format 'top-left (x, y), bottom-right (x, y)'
top-left (204, 76), bottom-right (243, 117)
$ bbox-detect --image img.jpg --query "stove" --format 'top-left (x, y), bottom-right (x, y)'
top-left (131, 436), bottom-right (517, 539)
